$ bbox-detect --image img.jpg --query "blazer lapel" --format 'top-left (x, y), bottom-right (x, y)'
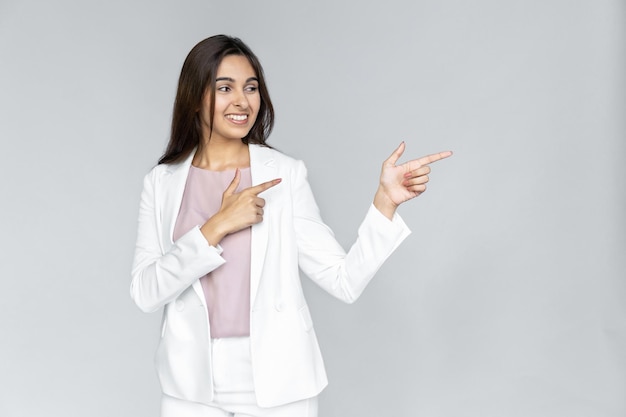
top-left (249, 145), bottom-right (276, 309)
top-left (158, 152), bottom-right (207, 304)
top-left (160, 151), bottom-right (194, 248)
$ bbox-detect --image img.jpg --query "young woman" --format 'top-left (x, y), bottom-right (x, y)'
top-left (131, 34), bottom-right (452, 417)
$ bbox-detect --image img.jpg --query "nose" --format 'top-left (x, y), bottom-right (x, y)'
top-left (233, 90), bottom-right (249, 109)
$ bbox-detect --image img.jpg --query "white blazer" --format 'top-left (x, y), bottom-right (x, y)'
top-left (130, 144), bottom-right (411, 407)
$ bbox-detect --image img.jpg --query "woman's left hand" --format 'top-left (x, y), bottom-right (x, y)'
top-left (374, 142), bottom-right (452, 219)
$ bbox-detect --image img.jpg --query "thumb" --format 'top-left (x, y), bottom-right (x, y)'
top-left (385, 141), bottom-right (405, 166)
top-left (224, 168), bottom-right (241, 195)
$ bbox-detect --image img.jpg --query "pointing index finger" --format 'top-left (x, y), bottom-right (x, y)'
top-left (248, 178), bottom-right (282, 195)
top-left (415, 150), bottom-right (453, 166)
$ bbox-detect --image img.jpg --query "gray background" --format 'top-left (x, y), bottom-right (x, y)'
top-left (1, 0), bottom-right (624, 416)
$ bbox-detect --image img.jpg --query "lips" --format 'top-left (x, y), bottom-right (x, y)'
top-left (225, 114), bottom-right (248, 123)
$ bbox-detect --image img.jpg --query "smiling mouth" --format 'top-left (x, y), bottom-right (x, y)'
top-left (226, 114), bottom-right (248, 122)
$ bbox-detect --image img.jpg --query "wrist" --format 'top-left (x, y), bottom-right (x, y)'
top-left (373, 187), bottom-right (398, 220)
top-left (200, 214), bottom-right (228, 247)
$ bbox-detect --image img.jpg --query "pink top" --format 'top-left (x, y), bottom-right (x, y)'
top-left (173, 166), bottom-right (252, 338)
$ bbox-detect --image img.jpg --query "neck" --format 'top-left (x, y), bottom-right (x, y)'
top-left (192, 139), bottom-right (250, 171)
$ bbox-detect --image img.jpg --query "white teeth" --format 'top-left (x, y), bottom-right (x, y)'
top-left (227, 114), bottom-right (247, 121)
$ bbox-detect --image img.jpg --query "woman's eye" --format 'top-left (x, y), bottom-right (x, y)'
top-left (245, 85), bottom-right (258, 93)
top-left (217, 85), bottom-right (230, 92)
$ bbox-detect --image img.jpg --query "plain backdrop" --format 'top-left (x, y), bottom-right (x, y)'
top-left (1, 1), bottom-right (624, 416)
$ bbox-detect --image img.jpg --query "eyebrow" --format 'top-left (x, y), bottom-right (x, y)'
top-left (215, 76), bottom-right (259, 83)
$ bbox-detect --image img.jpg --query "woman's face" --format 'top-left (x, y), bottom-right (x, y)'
top-left (199, 54), bottom-right (261, 144)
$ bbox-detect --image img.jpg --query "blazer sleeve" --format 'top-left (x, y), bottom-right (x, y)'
top-left (130, 169), bottom-right (226, 313)
top-left (292, 160), bottom-right (411, 304)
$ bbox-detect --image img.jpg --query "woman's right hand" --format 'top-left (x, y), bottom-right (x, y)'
top-left (200, 169), bottom-right (281, 246)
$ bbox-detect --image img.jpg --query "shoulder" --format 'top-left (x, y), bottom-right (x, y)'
top-left (141, 158), bottom-right (188, 192)
top-left (143, 162), bottom-right (173, 181)
top-left (147, 150), bottom-right (193, 178)
top-left (250, 144), bottom-right (303, 168)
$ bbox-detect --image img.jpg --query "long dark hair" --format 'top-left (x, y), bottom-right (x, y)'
top-left (158, 35), bottom-right (274, 165)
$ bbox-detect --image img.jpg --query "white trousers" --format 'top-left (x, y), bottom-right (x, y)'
top-left (160, 337), bottom-right (318, 417)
